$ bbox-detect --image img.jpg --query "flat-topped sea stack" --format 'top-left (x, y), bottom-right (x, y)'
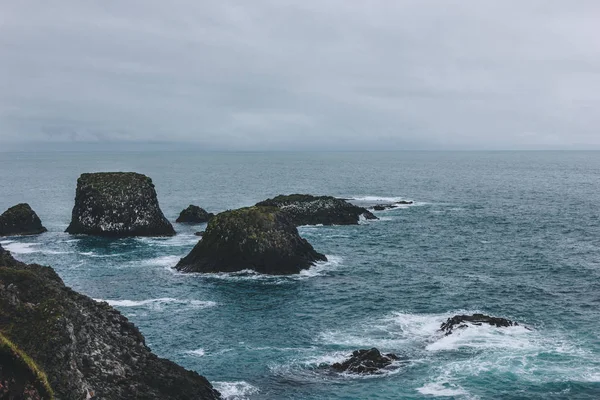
top-left (0, 244), bottom-right (221, 399)
top-left (176, 205), bottom-right (214, 223)
top-left (66, 172), bottom-right (175, 237)
top-left (175, 206), bottom-right (326, 274)
top-left (256, 194), bottom-right (377, 226)
top-left (0, 203), bottom-right (47, 236)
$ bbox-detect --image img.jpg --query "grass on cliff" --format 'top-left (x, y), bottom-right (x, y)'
top-left (0, 333), bottom-right (54, 399)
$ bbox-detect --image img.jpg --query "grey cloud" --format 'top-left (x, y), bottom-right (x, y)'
top-left (0, 1), bottom-right (599, 150)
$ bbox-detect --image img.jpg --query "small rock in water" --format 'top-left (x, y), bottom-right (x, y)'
top-left (0, 203), bottom-right (47, 236)
top-left (440, 313), bottom-right (518, 335)
top-left (330, 348), bottom-right (401, 374)
top-left (194, 231), bottom-right (204, 236)
top-left (176, 205), bottom-right (214, 223)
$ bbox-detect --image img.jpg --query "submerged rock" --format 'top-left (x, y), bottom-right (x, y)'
top-left (0, 244), bottom-right (221, 399)
top-left (65, 172), bottom-right (175, 237)
top-left (256, 194), bottom-right (377, 226)
top-left (0, 203), bottom-right (47, 236)
top-left (331, 348), bottom-right (401, 374)
top-left (440, 314), bottom-right (518, 335)
top-left (175, 206), bottom-right (326, 274)
top-left (176, 205), bottom-right (214, 223)
top-left (371, 201), bottom-right (414, 211)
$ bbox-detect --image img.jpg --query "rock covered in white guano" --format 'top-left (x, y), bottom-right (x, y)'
top-left (66, 172), bottom-right (175, 237)
top-left (256, 194), bottom-right (377, 226)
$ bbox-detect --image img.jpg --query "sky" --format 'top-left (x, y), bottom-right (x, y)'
top-left (1, 1), bottom-right (599, 151)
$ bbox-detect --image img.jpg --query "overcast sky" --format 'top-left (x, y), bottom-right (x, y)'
top-left (1, 1), bottom-right (599, 150)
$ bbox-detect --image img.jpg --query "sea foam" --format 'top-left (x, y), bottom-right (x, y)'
top-left (212, 381), bottom-right (259, 400)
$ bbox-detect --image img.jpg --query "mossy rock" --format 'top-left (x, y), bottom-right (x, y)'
top-left (65, 172), bottom-right (175, 237)
top-left (0, 203), bottom-right (47, 236)
top-left (176, 205), bottom-right (214, 224)
top-left (0, 333), bottom-right (54, 399)
top-left (256, 194), bottom-right (377, 226)
top-left (176, 206), bottom-right (326, 274)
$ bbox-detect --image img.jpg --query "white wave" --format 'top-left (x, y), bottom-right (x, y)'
top-left (426, 323), bottom-right (533, 352)
top-left (94, 298), bottom-right (217, 311)
top-left (417, 381), bottom-right (471, 397)
top-left (136, 235), bottom-right (199, 248)
top-left (185, 348), bottom-right (205, 357)
top-left (213, 381), bottom-right (259, 400)
top-left (347, 196), bottom-right (409, 202)
top-left (2, 242), bottom-right (40, 254)
top-left (298, 255), bottom-right (343, 278)
top-left (141, 255), bottom-right (181, 267)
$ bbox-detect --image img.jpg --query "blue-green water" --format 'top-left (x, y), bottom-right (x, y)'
top-left (1, 151), bottom-right (599, 399)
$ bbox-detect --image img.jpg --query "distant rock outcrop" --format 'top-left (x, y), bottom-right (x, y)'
top-left (440, 314), bottom-right (519, 335)
top-left (176, 205), bottom-right (214, 224)
top-left (256, 194), bottom-right (377, 226)
top-left (0, 203), bottom-right (47, 236)
top-left (175, 206), bottom-right (326, 275)
top-left (371, 201), bottom-right (413, 211)
top-left (330, 348), bottom-right (401, 374)
top-left (65, 172), bottom-right (175, 237)
top-left (0, 244), bottom-right (221, 399)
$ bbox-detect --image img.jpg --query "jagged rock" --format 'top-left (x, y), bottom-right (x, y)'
top-left (331, 348), bottom-right (401, 374)
top-left (65, 172), bottom-right (175, 237)
top-left (0, 244), bottom-right (221, 400)
top-left (256, 194), bottom-right (377, 226)
top-left (371, 201), bottom-right (414, 211)
top-left (194, 231), bottom-right (204, 237)
top-left (176, 205), bottom-right (214, 224)
top-left (0, 203), bottom-right (47, 236)
top-left (175, 206), bottom-right (326, 274)
top-left (440, 314), bottom-right (518, 335)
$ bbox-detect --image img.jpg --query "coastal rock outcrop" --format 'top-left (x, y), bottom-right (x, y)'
top-left (440, 314), bottom-right (518, 335)
top-left (256, 194), bottom-right (377, 226)
top-left (0, 203), bottom-right (47, 236)
top-left (331, 348), bottom-right (401, 374)
top-left (0, 244), bottom-right (221, 399)
top-left (371, 201), bottom-right (414, 211)
top-left (175, 206), bottom-right (327, 274)
top-left (176, 205), bottom-right (214, 224)
top-left (65, 172), bottom-right (175, 237)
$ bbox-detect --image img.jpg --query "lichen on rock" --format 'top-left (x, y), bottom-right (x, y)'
top-left (256, 194), bottom-right (377, 226)
top-left (0, 244), bottom-right (221, 399)
top-left (0, 203), bottom-right (47, 236)
top-left (176, 205), bottom-right (214, 224)
top-left (175, 206), bottom-right (327, 275)
top-left (65, 172), bottom-right (175, 237)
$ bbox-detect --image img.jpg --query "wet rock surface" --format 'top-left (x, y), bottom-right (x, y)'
top-left (256, 194), bottom-right (377, 226)
top-left (175, 206), bottom-right (326, 275)
top-left (65, 172), bottom-right (175, 237)
top-left (176, 205), bottom-right (214, 224)
top-left (371, 201), bottom-right (414, 211)
top-left (331, 348), bottom-right (401, 374)
top-left (440, 314), bottom-right (518, 335)
top-left (0, 203), bottom-right (47, 236)
top-left (0, 244), bottom-right (221, 400)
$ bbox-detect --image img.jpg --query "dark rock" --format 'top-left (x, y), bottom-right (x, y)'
top-left (176, 205), bottom-right (214, 224)
top-left (65, 172), bottom-right (175, 237)
top-left (373, 205), bottom-right (387, 211)
top-left (370, 201), bottom-right (414, 211)
top-left (194, 231), bottom-right (205, 237)
top-left (331, 348), bottom-right (400, 374)
top-left (0, 203), bottom-right (47, 236)
top-left (175, 206), bottom-right (326, 275)
top-left (440, 314), bottom-right (518, 335)
top-left (256, 194), bottom-right (377, 226)
top-left (0, 245), bottom-right (221, 399)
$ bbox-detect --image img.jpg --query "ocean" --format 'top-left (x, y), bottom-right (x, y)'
top-left (1, 150), bottom-right (599, 399)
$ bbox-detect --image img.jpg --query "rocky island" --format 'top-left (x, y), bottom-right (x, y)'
top-left (256, 194), bottom-right (377, 225)
top-left (0, 244), bottom-right (221, 399)
top-left (65, 172), bottom-right (175, 237)
top-left (440, 314), bottom-right (519, 335)
top-left (176, 205), bottom-right (214, 223)
top-left (175, 206), bottom-right (327, 274)
top-left (0, 203), bottom-right (47, 236)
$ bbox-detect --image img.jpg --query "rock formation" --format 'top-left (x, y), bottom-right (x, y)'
top-left (176, 205), bottom-right (214, 224)
top-left (371, 201), bottom-right (413, 211)
top-left (0, 203), bottom-right (47, 236)
top-left (0, 244), bottom-right (221, 399)
top-left (175, 206), bottom-right (326, 274)
top-left (331, 348), bottom-right (401, 374)
top-left (256, 194), bottom-right (377, 226)
top-left (440, 314), bottom-right (519, 335)
top-left (65, 172), bottom-right (175, 237)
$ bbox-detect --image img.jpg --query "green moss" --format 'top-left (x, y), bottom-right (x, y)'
top-left (0, 333), bottom-right (54, 399)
